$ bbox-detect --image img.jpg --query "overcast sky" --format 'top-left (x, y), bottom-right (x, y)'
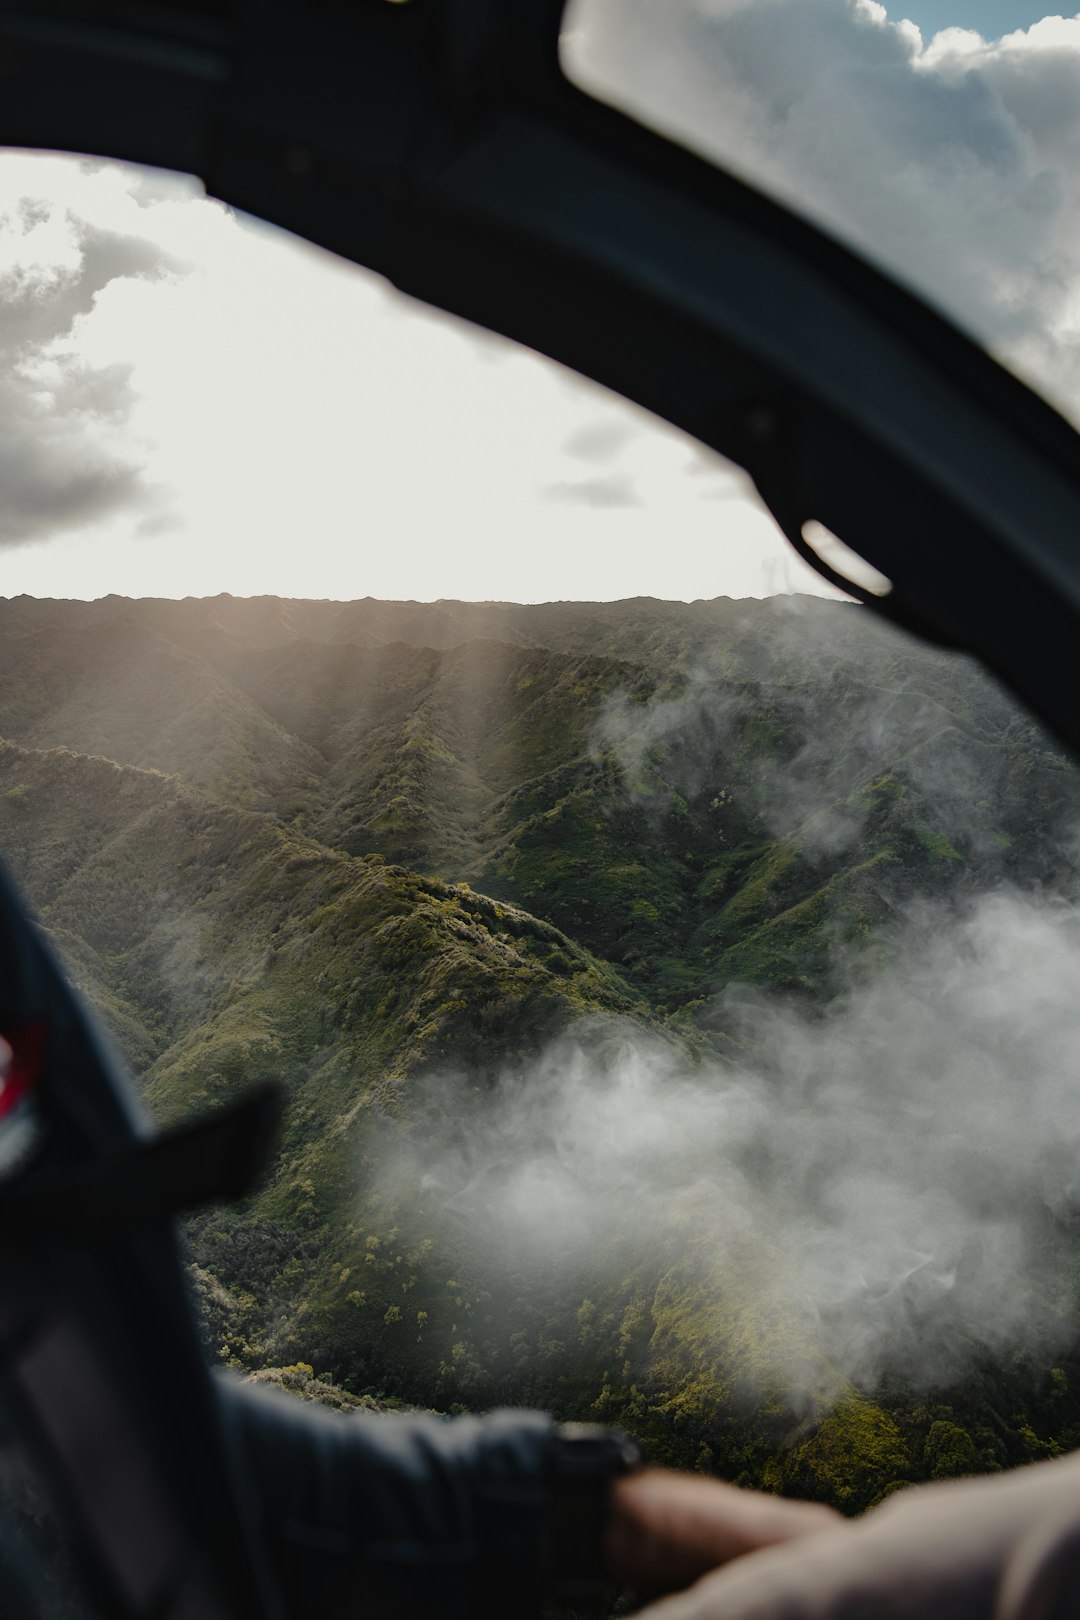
top-left (1, 1), bottom-right (1078, 604)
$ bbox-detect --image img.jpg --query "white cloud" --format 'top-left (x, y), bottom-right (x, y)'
top-left (380, 889), bottom-right (1080, 1400)
top-left (0, 174), bottom-right (182, 547)
top-left (567, 0), bottom-right (1080, 422)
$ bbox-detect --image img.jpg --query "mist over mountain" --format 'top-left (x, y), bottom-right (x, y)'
top-left (3, 590), bottom-right (1080, 1510)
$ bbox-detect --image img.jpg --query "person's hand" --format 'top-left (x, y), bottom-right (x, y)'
top-left (605, 1467), bottom-right (843, 1594)
top-left (627, 1449), bottom-right (1080, 1620)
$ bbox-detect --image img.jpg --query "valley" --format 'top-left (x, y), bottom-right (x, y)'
top-left (2, 591), bottom-right (1079, 1509)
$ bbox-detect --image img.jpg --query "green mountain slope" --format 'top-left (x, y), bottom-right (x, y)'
top-left (3, 593), bottom-right (1080, 1510)
top-left (0, 739), bottom-right (659, 1423)
top-left (0, 590), bottom-right (766, 662)
top-left (2, 593), bottom-right (1074, 1012)
top-left (0, 614), bottom-right (323, 812)
top-left (0, 738), bottom-right (638, 1081)
top-left (212, 635), bottom-right (644, 873)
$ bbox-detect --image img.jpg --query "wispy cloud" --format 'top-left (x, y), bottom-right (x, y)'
top-left (543, 475), bottom-right (641, 508)
top-left (561, 420), bottom-right (636, 462)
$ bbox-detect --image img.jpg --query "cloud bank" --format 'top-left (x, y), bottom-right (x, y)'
top-left (567, 0), bottom-right (1080, 419)
top-left (384, 889), bottom-right (1080, 1402)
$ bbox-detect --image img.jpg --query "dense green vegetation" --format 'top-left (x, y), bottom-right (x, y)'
top-left (2, 591), bottom-right (1080, 1513)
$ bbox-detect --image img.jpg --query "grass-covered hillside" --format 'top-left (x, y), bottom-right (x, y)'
top-left (3, 591), bottom-right (1080, 1511)
top-left (2, 593), bottom-right (1074, 1007)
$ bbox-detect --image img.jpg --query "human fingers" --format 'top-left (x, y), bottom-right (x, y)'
top-left (606, 1468), bottom-right (843, 1593)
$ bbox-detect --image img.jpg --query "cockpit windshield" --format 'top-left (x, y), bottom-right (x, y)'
top-left (6, 0), bottom-right (1080, 1571)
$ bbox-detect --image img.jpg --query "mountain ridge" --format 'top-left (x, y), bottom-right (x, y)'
top-left (3, 593), bottom-right (1080, 1509)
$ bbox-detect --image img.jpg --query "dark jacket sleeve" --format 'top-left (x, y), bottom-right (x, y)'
top-left (213, 1371), bottom-right (557, 1620)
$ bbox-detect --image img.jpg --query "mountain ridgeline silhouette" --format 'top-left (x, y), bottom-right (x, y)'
top-left (3, 591), bottom-right (1080, 1511)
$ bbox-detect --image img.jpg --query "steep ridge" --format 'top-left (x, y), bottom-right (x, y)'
top-left (0, 737), bottom-right (654, 1417)
top-left (4, 596), bottom-right (1080, 1509)
top-left (0, 613), bottom-right (323, 812)
top-left (2, 593), bottom-right (1074, 1012)
top-left (0, 738), bottom-right (638, 1084)
top-left (0, 591), bottom-right (822, 663)
top-left (210, 635), bottom-right (645, 873)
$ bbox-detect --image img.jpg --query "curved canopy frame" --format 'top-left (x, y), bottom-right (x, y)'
top-left (4, 0), bottom-right (1080, 749)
